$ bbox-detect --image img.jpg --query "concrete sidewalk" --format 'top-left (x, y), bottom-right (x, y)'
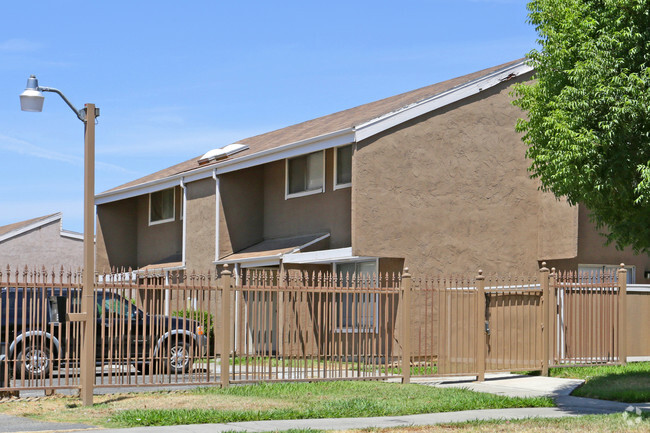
top-left (5, 374), bottom-right (649, 433)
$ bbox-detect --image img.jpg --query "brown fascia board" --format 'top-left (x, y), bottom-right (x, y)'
top-left (100, 59), bottom-right (528, 196)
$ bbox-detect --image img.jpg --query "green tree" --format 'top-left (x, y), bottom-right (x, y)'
top-left (513, 0), bottom-right (650, 252)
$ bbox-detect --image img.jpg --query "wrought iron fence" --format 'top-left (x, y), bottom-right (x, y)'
top-left (0, 263), bottom-right (640, 397)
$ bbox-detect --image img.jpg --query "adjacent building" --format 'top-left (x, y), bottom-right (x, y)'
top-left (0, 213), bottom-right (83, 271)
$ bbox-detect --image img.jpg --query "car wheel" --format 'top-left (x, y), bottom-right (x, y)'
top-left (18, 344), bottom-right (51, 380)
top-left (167, 339), bottom-right (192, 374)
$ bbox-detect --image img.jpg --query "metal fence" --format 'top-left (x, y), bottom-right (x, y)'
top-left (0, 263), bottom-right (638, 397)
top-left (552, 270), bottom-right (622, 366)
top-left (0, 267), bottom-right (83, 392)
top-left (228, 269), bottom-right (402, 383)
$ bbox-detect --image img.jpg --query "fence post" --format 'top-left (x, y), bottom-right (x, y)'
top-left (549, 268), bottom-right (557, 370)
top-left (617, 264), bottom-right (627, 366)
top-left (476, 270), bottom-right (486, 382)
top-left (221, 265), bottom-right (232, 388)
top-left (401, 268), bottom-right (412, 384)
top-left (539, 263), bottom-right (550, 376)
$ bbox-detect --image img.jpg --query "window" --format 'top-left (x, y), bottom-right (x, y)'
top-left (149, 188), bottom-right (175, 225)
top-left (335, 260), bottom-right (378, 331)
top-left (334, 144), bottom-right (352, 189)
top-left (286, 151), bottom-right (325, 198)
top-left (578, 264), bottom-right (635, 284)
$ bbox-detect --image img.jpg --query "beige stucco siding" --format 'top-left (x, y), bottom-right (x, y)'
top-left (537, 193), bottom-right (578, 260)
top-left (219, 166), bottom-right (265, 259)
top-left (0, 220), bottom-right (83, 270)
top-left (263, 149), bottom-right (351, 248)
top-left (135, 186), bottom-right (183, 268)
top-left (185, 178), bottom-right (217, 272)
top-left (352, 73), bottom-right (577, 275)
top-left (547, 206), bottom-right (650, 283)
top-left (96, 197), bottom-right (138, 271)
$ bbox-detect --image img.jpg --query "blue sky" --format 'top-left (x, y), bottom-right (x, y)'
top-left (0, 0), bottom-right (536, 233)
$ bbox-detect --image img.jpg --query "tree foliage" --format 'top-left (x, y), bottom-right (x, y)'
top-left (513, 0), bottom-right (650, 252)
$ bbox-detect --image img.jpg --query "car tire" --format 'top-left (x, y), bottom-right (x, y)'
top-left (166, 339), bottom-right (192, 374)
top-left (17, 343), bottom-right (51, 380)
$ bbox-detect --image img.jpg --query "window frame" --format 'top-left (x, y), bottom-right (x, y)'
top-left (148, 187), bottom-right (176, 226)
top-left (285, 150), bottom-right (326, 199)
top-left (333, 144), bottom-right (353, 190)
top-left (333, 259), bottom-right (380, 333)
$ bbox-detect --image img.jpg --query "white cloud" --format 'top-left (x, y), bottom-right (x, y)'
top-left (0, 134), bottom-right (138, 174)
top-left (0, 38), bottom-right (41, 52)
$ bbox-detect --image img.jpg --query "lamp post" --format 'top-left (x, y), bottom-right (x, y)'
top-left (20, 75), bottom-right (98, 406)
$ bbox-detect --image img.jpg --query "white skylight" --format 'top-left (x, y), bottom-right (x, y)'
top-left (198, 143), bottom-right (248, 164)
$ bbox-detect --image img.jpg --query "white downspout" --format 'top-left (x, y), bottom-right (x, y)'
top-left (213, 169), bottom-right (220, 263)
top-left (180, 177), bottom-right (187, 267)
top-left (234, 262), bottom-right (241, 353)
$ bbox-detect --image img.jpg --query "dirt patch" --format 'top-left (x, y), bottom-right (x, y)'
top-left (0, 391), bottom-right (293, 427)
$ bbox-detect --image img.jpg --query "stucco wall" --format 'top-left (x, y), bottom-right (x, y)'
top-left (219, 165), bottom-right (265, 258)
top-left (96, 197), bottom-right (138, 271)
top-left (537, 193), bottom-right (578, 260)
top-left (136, 186), bottom-right (183, 267)
top-left (263, 149), bottom-right (351, 248)
top-left (0, 220), bottom-right (83, 270)
top-left (185, 178), bottom-right (217, 272)
top-left (352, 72), bottom-right (577, 276)
top-left (546, 206), bottom-right (650, 283)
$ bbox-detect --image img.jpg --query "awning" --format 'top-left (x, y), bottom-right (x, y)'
top-left (137, 261), bottom-right (185, 273)
top-left (216, 233), bottom-right (329, 267)
top-left (282, 247), bottom-right (376, 264)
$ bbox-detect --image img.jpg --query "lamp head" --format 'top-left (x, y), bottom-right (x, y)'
top-left (20, 75), bottom-right (44, 112)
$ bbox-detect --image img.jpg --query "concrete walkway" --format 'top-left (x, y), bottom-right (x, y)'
top-left (3, 374), bottom-right (649, 433)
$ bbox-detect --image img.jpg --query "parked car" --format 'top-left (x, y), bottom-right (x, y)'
top-left (0, 287), bottom-right (207, 379)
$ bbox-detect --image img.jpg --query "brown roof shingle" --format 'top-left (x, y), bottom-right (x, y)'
top-left (105, 59), bottom-right (524, 193)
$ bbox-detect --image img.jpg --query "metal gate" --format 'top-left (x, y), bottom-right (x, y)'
top-left (410, 265), bottom-right (626, 379)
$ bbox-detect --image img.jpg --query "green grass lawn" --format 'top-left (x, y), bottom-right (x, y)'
top-left (108, 381), bottom-right (552, 427)
top-left (548, 362), bottom-right (650, 403)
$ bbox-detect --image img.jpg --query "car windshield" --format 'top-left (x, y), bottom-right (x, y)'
top-left (97, 294), bottom-right (139, 318)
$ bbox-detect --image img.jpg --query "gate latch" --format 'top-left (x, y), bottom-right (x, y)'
top-left (484, 320), bottom-right (490, 335)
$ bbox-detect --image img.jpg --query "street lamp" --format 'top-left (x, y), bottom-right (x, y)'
top-left (20, 75), bottom-right (98, 406)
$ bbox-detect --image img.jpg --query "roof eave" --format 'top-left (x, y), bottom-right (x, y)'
top-left (95, 128), bottom-right (355, 205)
top-left (0, 213), bottom-right (63, 243)
top-left (354, 60), bottom-right (533, 141)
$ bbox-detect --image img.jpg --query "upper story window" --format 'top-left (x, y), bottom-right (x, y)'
top-left (286, 151), bottom-right (325, 199)
top-left (149, 188), bottom-right (175, 225)
top-left (334, 144), bottom-right (352, 190)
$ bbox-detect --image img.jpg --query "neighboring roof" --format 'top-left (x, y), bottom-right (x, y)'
top-left (217, 233), bottom-right (330, 264)
top-left (97, 59), bottom-right (533, 204)
top-left (0, 213), bottom-right (81, 243)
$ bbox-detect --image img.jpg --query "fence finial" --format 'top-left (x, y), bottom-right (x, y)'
top-left (540, 262), bottom-right (549, 272)
top-left (222, 263), bottom-right (231, 276)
